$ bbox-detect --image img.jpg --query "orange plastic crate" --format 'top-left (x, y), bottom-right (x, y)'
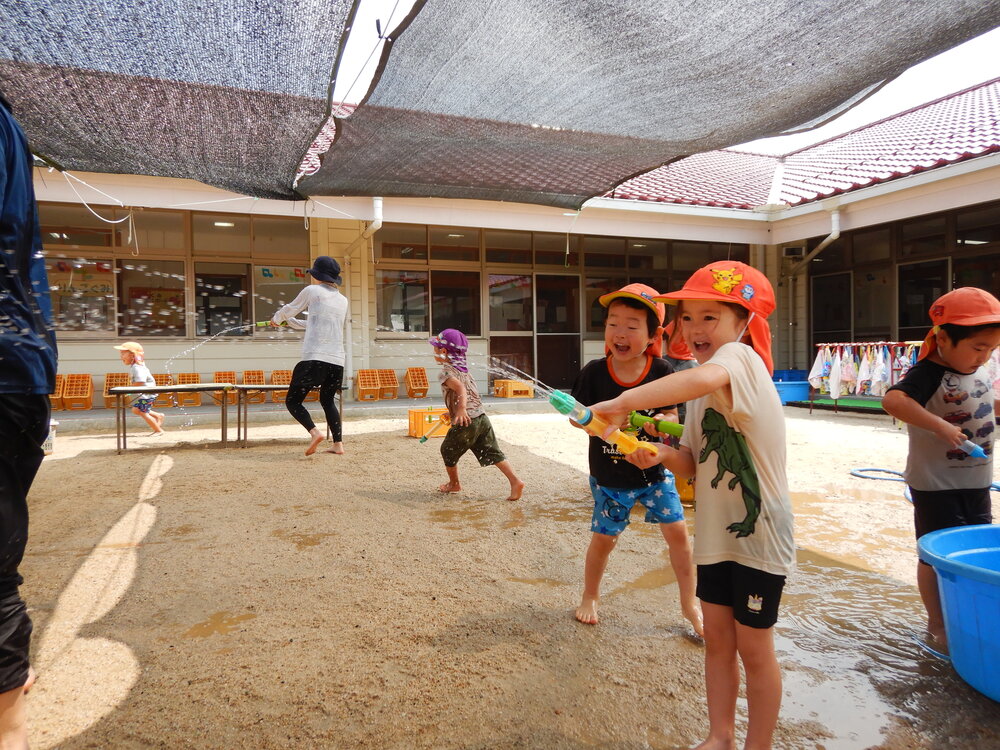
top-left (270, 370), bottom-right (292, 403)
top-left (377, 369), bottom-right (399, 399)
top-left (175, 373), bottom-right (202, 406)
top-left (242, 370), bottom-right (267, 404)
top-left (404, 367), bottom-right (429, 398)
top-left (102, 372), bottom-right (131, 408)
top-left (494, 379), bottom-right (534, 398)
top-left (212, 371), bottom-right (237, 405)
top-left (61, 374), bottom-right (93, 410)
top-left (152, 373), bottom-right (174, 407)
top-left (354, 369), bottom-right (380, 401)
top-left (49, 373), bottom-right (65, 411)
top-left (408, 408), bottom-right (449, 438)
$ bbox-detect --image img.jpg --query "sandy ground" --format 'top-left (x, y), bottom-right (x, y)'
top-left (21, 406), bottom-right (1000, 749)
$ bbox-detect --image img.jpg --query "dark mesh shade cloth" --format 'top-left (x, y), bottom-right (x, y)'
top-left (0, 0), bottom-right (354, 200)
top-left (301, 0), bottom-right (1000, 208)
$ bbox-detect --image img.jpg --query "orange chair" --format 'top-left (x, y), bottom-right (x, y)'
top-left (212, 371), bottom-right (238, 405)
top-left (61, 374), bottom-right (94, 410)
top-left (404, 367), bottom-right (429, 398)
top-left (175, 373), bottom-right (202, 406)
top-left (152, 373), bottom-right (174, 407)
top-left (242, 370), bottom-right (266, 404)
top-left (377, 369), bottom-right (399, 399)
top-left (49, 373), bottom-right (65, 411)
top-left (103, 372), bottom-right (131, 409)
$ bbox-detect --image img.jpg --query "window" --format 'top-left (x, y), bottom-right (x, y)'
top-left (535, 232), bottom-right (578, 266)
top-left (536, 274), bottom-right (579, 334)
top-left (118, 209), bottom-right (185, 251)
top-left (39, 203), bottom-right (113, 248)
top-left (45, 257), bottom-right (116, 333)
top-left (252, 216), bottom-right (309, 258)
top-left (117, 259), bottom-right (187, 336)
top-left (900, 215), bottom-right (946, 258)
top-left (376, 224), bottom-right (427, 261)
top-left (252, 264), bottom-right (311, 324)
top-left (376, 269), bottom-right (428, 332)
top-left (805, 235), bottom-right (847, 270)
top-left (628, 238), bottom-right (668, 272)
top-left (431, 270), bottom-right (480, 335)
top-left (956, 203), bottom-right (1000, 252)
top-left (195, 262), bottom-right (250, 336)
top-left (953, 253), bottom-right (1000, 298)
top-left (811, 272), bottom-right (851, 346)
top-left (193, 213), bottom-right (251, 257)
top-left (430, 227), bottom-right (480, 262)
top-left (898, 259), bottom-right (948, 341)
top-left (488, 274), bottom-right (532, 332)
top-left (582, 235), bottom-right (626, 268)
top-left (853, 267), bottom-right (892, 341)
top-left (851, 228), bottom-right (890, 265)
top-left (671, 241), bottom-right (749, 284)
top-left (485, 229), bottom-right (531, 264)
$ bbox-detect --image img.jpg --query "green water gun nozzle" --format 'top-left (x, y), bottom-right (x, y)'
top-left (628, 411), bottom-right (684, 438)
top-left (255, 320), bottom-right (288, 327)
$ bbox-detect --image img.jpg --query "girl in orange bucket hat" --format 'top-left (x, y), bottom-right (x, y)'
top-left (587, 260), bottom-right (793, 750)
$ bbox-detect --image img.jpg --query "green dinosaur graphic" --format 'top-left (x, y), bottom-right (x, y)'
top-left (699, 407), bottom-right (761, 537)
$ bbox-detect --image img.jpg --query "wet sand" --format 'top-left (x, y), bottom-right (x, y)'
top-left (23, 408), bottom-right (1000, 748)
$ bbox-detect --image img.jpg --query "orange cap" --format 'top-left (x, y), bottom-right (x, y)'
top-left (599, 283), bottom-right (665, 358)
top-left (655, 261), bottom-right (775, 374)
top-left (663, 320), bottom-right (695, 361)
top-left (918, 287), bottom-right (1000, 361)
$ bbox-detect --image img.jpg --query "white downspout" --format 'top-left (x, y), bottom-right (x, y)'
top-left (343, 197), bottom-right (383, 393)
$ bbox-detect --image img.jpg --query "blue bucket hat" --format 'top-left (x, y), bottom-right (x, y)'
top-left (307, 256), bottom-right (342, 285)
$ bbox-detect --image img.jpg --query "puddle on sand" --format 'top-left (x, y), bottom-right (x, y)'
top-left (508, 577), bottom-right (567, 587)
top-left (183, 611), bottom-right (257, 638)
top-left (776, 548), bottom-right (938, 749)
top-left (271, 529), bottom-right (335, 550)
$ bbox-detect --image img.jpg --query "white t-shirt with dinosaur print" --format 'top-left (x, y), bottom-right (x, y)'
top-left (680, 342), bottom-right (795, 577)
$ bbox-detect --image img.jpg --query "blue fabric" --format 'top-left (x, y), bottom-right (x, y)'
top-left (588, 475), bottom-right (684, 536)
top-left (0, 97), bottom-right (57, 395)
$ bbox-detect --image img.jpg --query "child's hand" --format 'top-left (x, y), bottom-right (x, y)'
top-left (453, 411), bottom-right (471, 427)
top-left (624, 442), bottom-right (668, 469)
top-left (934, 418), bottom-right (965, 449)
top-left (589, 398), bottom-right (628, 440)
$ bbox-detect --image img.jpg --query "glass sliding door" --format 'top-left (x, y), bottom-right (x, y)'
top-left (536, 274), bottom-right (580, 389)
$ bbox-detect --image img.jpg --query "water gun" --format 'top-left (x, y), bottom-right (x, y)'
top-left (255, 320), bottom-right (287, 327)
top-left (628, 411), bottom-right (684, 438)
top-left (549, 391), bottom-right (658, 456)
top-left (419, 413), bottom-right (451, 443)
top-left (961, 439), bottom-right (987, 459)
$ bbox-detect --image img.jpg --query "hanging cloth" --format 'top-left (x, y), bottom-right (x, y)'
top-left (808, 346), bottom-right (827, 389)
top-left (828, 347), bottom-right (843, 400)
top-left (840, 345), bottom-right (857, 391)
top-left (855, 346), bottom-right (872, 395)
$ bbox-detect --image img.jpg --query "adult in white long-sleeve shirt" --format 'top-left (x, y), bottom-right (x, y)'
top-left (271, 256), bottom-right (349, 455)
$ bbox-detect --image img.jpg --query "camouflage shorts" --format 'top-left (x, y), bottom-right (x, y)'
top-left (440, 414), bottom-right (506, 467)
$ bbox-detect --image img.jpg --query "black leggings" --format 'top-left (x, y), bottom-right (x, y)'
top-left (285, 360), bottom-right (343, 441)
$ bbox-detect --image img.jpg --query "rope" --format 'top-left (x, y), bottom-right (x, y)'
top-left (850, 467), bottom-right (1000, 504)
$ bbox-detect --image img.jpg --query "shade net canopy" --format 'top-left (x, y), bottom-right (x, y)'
top-left (300, 0), bottom-right (1000, 208)
top-left (2, 1), bottom-right (1000, 207)
top-left (0, 0), bottom-right (355, 200)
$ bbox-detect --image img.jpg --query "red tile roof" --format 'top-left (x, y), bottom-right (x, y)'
top-left (609, 77), bottom-right (1000, 209)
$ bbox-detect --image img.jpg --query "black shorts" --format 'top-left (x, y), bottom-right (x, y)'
top-left (0, 594), bottom-right (32, 694)
top-left (910, 486), bottom-right (993, 543)
top-left (696, 561), bottom-right (786, 629)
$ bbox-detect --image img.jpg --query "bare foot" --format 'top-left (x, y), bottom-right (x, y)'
top-left (692, 736), bottom-right (736, 750)
top-left (324, 442), bottom-right (345, 455)
top-left (506, 478), bottom-right (525, 502)
top-left (575, 594), bottom-right (599, 625)
top-left (147, 431), bottom-right (164, 437)
top-left (438, 482), bottom-right (461, 494)
top-left (23, 665), bottom-right (35, 694)
top-left (305, 433), bottom-right (324, 456)
top-left (683, 601), bottom-right (704, 639)
top-left (154, 413), bottom-right (165, 427)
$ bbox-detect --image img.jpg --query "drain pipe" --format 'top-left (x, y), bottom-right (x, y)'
top-left (780, 207), bottom-right (840, 369)
top-left (342, 197), bottom-right (383, 391)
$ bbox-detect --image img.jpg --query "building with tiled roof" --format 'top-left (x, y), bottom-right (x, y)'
top-left (611, 77), bottom-right (1000, 210)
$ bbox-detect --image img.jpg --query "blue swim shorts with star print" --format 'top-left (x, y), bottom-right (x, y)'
top-left (588, 475), bottom-right (685, 536)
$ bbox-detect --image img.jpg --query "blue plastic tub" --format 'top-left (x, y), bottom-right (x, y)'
top-left (773, 369), bottom-right (808, 382)
top-left (774, 381), bottom-right (809, 405)
top-left (918, 524), bottom-right (1000, 702)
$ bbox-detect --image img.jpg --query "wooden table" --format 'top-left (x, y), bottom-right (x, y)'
top-left (110, 383), bottom-right (234, 453)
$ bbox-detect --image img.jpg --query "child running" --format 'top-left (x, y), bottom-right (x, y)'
top-left (570, 283), bottom-right (701, 636)
top-left (589, 262), bottom-right (794, 750)
top-left (113, 341), bottom-right (165, 436)
top-left (430, 328), bottom-right (524, 501)
top-left (882, 286), bottom-right (1000, 656)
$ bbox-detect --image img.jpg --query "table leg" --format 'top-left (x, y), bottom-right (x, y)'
top-left (222, 392), bottom-right (228, 446)
top-left (116, 394), bottom-right (123, 454)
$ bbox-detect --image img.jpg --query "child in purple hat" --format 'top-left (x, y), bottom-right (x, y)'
top-left (429, 329), bottom-right (524, 501)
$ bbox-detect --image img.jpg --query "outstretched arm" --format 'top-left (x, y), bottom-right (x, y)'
top-left (443, 376), bottom-right (471, 426)
top-left (882, 389), bottom-right (964, 448)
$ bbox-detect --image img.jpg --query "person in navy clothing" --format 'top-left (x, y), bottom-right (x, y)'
top-left (0, 92), bottom-right (58, 748)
